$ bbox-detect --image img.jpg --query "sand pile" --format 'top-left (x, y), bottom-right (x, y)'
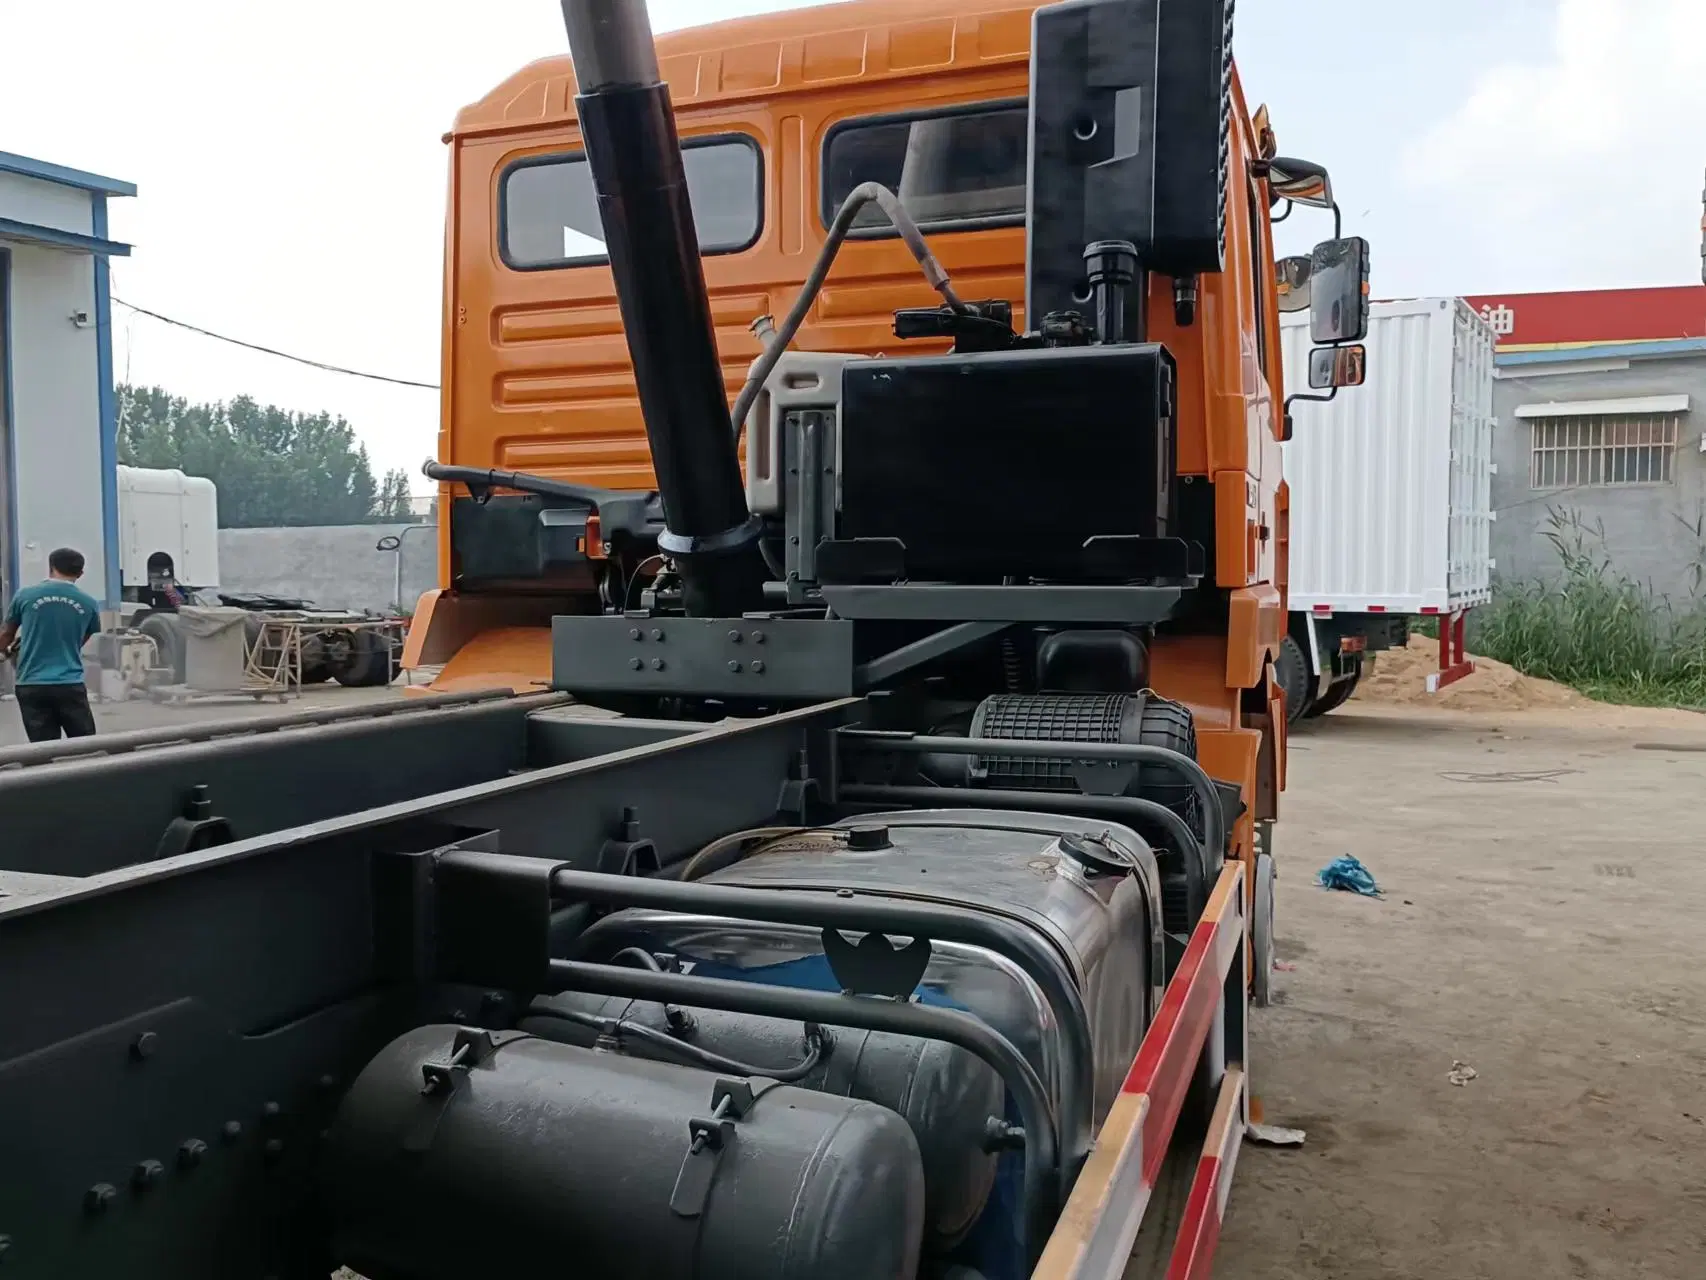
top-left (1351, 634), bottom-right (1583, 712)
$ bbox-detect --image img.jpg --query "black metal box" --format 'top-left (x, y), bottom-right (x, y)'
top-left (837, 344), bottom-right (1176, 582)
top-left (1026, 0), bottom-right (1233, 321)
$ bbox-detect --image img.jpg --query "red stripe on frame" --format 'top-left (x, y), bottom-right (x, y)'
top-left (1123, 868), bottom-right (1241, 1187)
top-left (1164, 1157), bottom-right (1225, 1280)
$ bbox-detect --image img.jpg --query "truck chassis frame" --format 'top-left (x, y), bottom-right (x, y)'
top-left (0, 694), bottom-right (1248, 1278)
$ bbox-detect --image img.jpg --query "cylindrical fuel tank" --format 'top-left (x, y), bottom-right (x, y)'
top-left (522, 992), bottom-right (1003, 1251)
top-left (325, 1025), bottom-right (925, 1280)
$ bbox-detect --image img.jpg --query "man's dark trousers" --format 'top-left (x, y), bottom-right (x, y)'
top-left (15, 684), bottom-right (96, 743)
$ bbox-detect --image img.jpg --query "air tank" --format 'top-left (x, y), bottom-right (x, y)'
top-left (522, 992), bottom-right (1004, 1251)
top-left (324, 1025), bottom-right (926, 1280)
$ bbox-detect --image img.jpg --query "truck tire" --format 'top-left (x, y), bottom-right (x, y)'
top-left (1251, 851), bottom-right (1276, 1008)
top-left (333, 629), bottom-right (400, 688)
top-left (136, 613), bottom-right (185, 684)
top-left (1275, 635), bottom-right (1311, 724)
top-left (1303, 662), bottom-right (1362, 718)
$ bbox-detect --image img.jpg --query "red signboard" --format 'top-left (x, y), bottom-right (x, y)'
top-left (1457, 285), bottom-right (1706, 348)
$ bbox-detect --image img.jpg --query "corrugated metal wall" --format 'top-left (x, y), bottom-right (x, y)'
top-left (1281, 297), bottom-right (1495, 614)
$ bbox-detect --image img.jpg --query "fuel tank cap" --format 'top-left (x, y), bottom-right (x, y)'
top-left (1056, 832), bottom-right (1132, 875)
top-left (845, 824), bottom-right (893, 851)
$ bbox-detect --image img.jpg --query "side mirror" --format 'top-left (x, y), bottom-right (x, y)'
top-left (375, 535), bottom-right (402, 552)
top-left (1275, 255), bottom-right (1312, 313)
top-left (1268, 156), bottom-right (1334, 210)
top-left (1309, 236), bottom-right (1370, 344)
top-left (1308, 344), bottom-right (1366, 390)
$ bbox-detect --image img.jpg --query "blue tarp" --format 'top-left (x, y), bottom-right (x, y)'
top-left (1317, 854), bottom-right (1381, 897)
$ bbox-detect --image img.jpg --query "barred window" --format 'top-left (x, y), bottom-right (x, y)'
top-left (1529, 414), bottom-right (1679, 488)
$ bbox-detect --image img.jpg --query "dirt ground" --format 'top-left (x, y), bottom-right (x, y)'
top-left (1219, 695), bottom-right (1706, 1279)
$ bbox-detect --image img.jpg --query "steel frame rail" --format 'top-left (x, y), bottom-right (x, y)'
top-left (1030, 863), bottom-right (1249, 1280)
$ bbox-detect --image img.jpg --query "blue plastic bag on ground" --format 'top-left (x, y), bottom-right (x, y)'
top-left (1317, 854), bottom-right (1381, 896)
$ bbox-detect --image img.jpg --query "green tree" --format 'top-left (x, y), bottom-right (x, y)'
top-left (375, 468), bottom-right (417, 522)
top-left (117, 384), bottom-right (397, 528)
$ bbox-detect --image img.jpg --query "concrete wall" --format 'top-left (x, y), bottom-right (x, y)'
top-left (216, 523), bottom-right (438, 614)
top-left (1, 240), bottom-right (106, 601)
top-left (1491, 351), bottom-right (1706, 602)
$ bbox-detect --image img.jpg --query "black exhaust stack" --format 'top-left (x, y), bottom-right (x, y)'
top-left (559, 0), bottom-right (764, 617)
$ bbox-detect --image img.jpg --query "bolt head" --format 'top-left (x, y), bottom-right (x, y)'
top-left (651, 658), bottom-right (665, 671)
top-left (751, 660), bottom-right (766, 674)
top-left (221, 1120), bottom-right (243, 1144)
top-left (629, 628), bottom-right (642, 640)
top-left (629, 657), bottom-right (643, 670)
top-left (752, 631), bottom-right (767, 644)
top-left (130, 1031), bottom-right (158, 1061)
top-left (84, 1183), bottom-right (117, 1214)
top-left (263, 1138), bottom-right (285, 1164)
top-left (650, 628), bottom-right (665, 641)
top-left (178, 1138), bottom-right (208, 1169)
top-left (727, 660), bottom-right (742, 673)
top-left (132, 1159), bottom-right (165, 1190)
top-left (261, 1101), bottom-right (281, 1120)
top-left (0, 1233), bottom-right (12, 1259)
top-left (727, 630), bottom-right (742, 643)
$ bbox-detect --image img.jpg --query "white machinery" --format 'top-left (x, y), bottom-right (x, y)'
top-left (1279, 297), bottom-right (1497, 718)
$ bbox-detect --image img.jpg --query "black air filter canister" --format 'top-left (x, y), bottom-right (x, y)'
top-left (969, 692), bottom-right (1198, 826)
top-left (325, 1026), bottom-right (926, 1280)
top-left (521, 994), bottom-right (1003, 1253)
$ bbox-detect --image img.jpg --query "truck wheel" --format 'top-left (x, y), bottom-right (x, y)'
top-left (333, 629), bottom-right (399, 688)
top-left (136, 614), bottom-right (185, 684)
top-left (1303, 662), bottom-right (1362, 718)
top-left (1275, 635), bottom-right (1311, 724)
top-left (1252, 851), bottom-right (1276, 1008)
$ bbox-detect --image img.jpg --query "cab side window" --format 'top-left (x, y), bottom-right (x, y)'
top-left (501, 135), bottom-right (763, 270)
top-left (822, 101), bottom-right (1028, 234)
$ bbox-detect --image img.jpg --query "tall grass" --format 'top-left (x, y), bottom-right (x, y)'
top-left (1468, 509), bottom-right (1706, 707)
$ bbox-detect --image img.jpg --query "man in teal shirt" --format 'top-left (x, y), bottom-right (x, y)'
top-left (1, 547), bottom-right (102, 741)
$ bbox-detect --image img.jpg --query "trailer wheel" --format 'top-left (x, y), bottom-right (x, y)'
top-left (1252, 850), bottom-right (1276, 1008)
top-left (136, 613), bottom-right (185, 684)
top-left (1275, 635), bottom-right (1311, 724)
top-left (333, 629), bottom-right (400, 688)
top-left (1303, 662), bottom-right (1362, 718)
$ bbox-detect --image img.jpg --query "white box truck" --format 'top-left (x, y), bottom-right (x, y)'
top-left (1278, 297), bottom-right (1496, 720)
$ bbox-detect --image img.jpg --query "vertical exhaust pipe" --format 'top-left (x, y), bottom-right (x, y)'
top-left (559, 0), bottom-right (764, 616)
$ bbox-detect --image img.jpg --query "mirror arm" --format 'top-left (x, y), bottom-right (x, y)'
top-left (1281, 387), bottom-right (1338, 444)
top-left (1272, 198), bottom-right (1293, 223)
top-left (1331, 201), bottom-right (1343, 240)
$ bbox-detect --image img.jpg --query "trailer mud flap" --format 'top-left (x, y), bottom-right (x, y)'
top-left (1029, 863), bottom-right (1247, 1280)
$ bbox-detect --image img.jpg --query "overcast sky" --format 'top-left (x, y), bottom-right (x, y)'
top-left (2, 0), bottom-right (1698, 485)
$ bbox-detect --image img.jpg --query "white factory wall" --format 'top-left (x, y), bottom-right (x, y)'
top-left (3, 242), bottom-right (107, 600)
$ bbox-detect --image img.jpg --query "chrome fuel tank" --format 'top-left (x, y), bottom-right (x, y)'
top-left (584, 811), bottom-right (1163, 1128)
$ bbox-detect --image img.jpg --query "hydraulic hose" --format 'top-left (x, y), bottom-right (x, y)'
top-left (729, 182), bottom-right (969, 438)
top-left (522, 1003), bottom-right (833, 1082)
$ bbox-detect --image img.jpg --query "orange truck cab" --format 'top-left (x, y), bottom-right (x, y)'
top-left (409, 0), bottom-right (1363, 887)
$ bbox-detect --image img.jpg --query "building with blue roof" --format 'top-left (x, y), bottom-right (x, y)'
top-left (0, 149), bottom-right (135, 618)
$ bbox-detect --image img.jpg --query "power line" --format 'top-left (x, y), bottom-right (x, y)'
top-left (113, 297), bottom-right (440, 390)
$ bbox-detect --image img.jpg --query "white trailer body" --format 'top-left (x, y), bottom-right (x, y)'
top-left (116, 465), bottom-right (220, 593)
top-left (1277, 297), bottom-right (1497, 715)
top-left (1282, 296), bottom-right (1495, 614)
